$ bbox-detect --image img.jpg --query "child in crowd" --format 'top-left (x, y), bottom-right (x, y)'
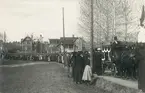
top-left (82, 57), bottom-right (92, 85)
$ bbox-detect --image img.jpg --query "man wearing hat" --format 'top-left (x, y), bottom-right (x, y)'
top-left (112, 36), bottom-right (121, 47)
top-left (111, 36), bottom-right (122, 76)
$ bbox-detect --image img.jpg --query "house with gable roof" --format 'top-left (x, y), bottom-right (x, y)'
top-left (59, 37), bottom-right (78, 53)
top-left (21, 36), bottom-right (33, 53)
top-left (48, 39), bottom-right (60, 53)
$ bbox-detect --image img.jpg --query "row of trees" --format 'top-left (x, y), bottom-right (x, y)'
top-left (4, 42), bottom-right (21, 53)
top-left (78, 0), bottom-right (139, 48)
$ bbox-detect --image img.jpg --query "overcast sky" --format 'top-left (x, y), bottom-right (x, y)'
top-left (0, 0), bottom-right (80, 41)
top-left (0, 0), bottom-right (144, 42)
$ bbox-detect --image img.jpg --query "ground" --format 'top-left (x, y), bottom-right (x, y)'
top-left (0, 62), bottom-right (109, 93)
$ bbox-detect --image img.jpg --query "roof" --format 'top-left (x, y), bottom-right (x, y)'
top-left (60, 37), bottom-right (78, 45)
top-left (21, 36), bottom-right (32, 42)
top-left (49, 39), bottom-right (60, 44)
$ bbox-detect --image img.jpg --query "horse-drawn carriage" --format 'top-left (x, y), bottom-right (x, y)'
top-left (102, 41), bottom-right (138, 78)
top-left (102, 44), bottom-right (117, 75)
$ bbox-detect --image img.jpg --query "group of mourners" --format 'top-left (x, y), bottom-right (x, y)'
top-left (64, 48), bottom-right (102, 85)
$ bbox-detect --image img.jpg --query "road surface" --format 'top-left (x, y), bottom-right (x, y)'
top-left (0, 62), bottom-right (109, 93)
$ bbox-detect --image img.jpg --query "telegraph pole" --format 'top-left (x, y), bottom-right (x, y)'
top-left (90, 0), bottom-right (94, 68)
top-left (62, 7), bottom-right (65, 42)
top-left (62, 7), bottom-right (66, 66)
top-left (113, 0), bottom-right (116, 39)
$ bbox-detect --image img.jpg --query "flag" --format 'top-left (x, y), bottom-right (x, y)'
top-left (32, 42), bottom-right (36, 51)
top-left (140, 5), bottom-right (145, 27)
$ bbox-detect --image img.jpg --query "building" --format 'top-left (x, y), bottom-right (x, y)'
top-left (74, 37), bottom-right (86, 52)
top-left (59, 36), bottom-right (86, 53)
top-left (21, 36), bottom-right (33, 53)
top-left (48, 37), bottom-right (85, 54)
top-left (42, 41), bottom-right (49, 53)
top-left (21, 35), bottom-right (50, 54)
top-left (48, 39), bottom-right (60, 53)
top-left (59, 37), bottom-right (78, 53)
top-left (49, 39), bottom-right (60, 46)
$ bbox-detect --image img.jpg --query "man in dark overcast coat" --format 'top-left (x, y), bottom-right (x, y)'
top-left (74, 51), bottom-right (84, 84)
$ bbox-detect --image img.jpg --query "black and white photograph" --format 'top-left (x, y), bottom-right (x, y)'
top-left (0, 0), bottom-right (145, 93)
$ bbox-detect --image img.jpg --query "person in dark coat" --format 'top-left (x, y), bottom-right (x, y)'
top-left (74, 51), bottom-right (84, 84)
top-left (93, 49), bottom-right (97, 73)
top-left (111, 36), bottom-right (122, 76)
top-left (93, 48), bottom-right (103, 75)
top-left (71, 52), bottom-right (77, 81)
top-left (67, 53), bottom-right (72, 77)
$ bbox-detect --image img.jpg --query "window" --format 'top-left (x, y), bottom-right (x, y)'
top-left (69, 45), bottom-right (73, 49)
top-left (27, 41), bottom-right (31, 44)
top-left (65, 44), bottom-right (69, 49)
top-left (76, 46), bottom-right (78, 49)
top-left (24, 42), bottom-right (27, 45)
top-left (25, 47), bottom-right (27, 51)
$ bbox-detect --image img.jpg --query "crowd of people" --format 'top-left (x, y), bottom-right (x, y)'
top-left (64, 49), bottom-right (103, 85)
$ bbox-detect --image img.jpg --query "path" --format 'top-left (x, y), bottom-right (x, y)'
top-left (0, 62), bottom-right (109, 93)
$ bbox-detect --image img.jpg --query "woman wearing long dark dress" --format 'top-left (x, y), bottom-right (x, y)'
top-left (93, 48), bottom-right (103, 75)
top-left (74, 52), bottom-right (84, 84)
top-left (71, 52), bottom-right (77, 81)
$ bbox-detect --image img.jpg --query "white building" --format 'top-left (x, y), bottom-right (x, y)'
top-left (59, 37), bottom-right (86, 53)
top-left (74, 37), bottom-right (86, 52)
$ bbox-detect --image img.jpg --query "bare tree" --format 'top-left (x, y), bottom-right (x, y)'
top-left (78, 0), bottom-right (136, 49)
top-left (78, 0), bottom-right (91, 37)
top-left (120, 0), bottom-right (134, 41)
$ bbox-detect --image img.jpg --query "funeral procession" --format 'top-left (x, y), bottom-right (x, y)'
top-left (0, 0), bottom-right (145, 93)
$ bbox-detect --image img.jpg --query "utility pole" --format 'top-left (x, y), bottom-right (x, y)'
top-left (62, 7), bottom-right (66, 66)
top-left (98, 0), bottom-right (102, 48)
top-left (113, 0), bottom-right (116, 39)
top-left (62, 7), bottom-right (65, 45)
top-left (90, 0), bottom-right (94, 68)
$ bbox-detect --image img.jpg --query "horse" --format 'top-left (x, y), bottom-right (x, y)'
top-left (111, 42), bottom-right (139, 79)
top-left (110, 42), bottom-right (124, 77)
top-left (119, 45), bottom-right (137, 79)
